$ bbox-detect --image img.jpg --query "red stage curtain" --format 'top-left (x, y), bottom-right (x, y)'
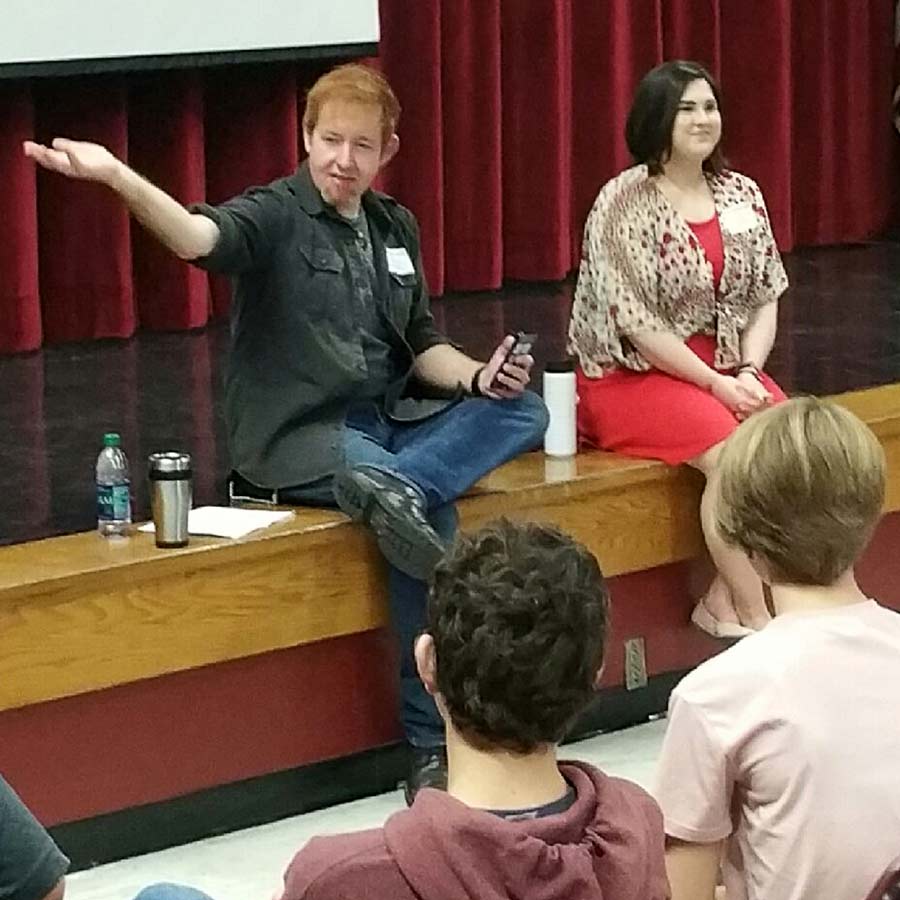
top-left (719, 2), bottom-right (795, 247)
top-left (570, 1), bottom-right (664, 262)
top-left (0, 83), bottom-right (41, 353)
top-left (129, 72), bottom-right (209, 331)
top-left (499, 0), bottom-right (573, 282)
top-left (33, 75), bottom-right (135, 345)
top-left (376, 1), bottom-right (446, 291)
top-left (204, 63), bottom-right (302, 317)
top-left (789, 1), bottom-right (896, 244)
top-left (0, 0), bottom-right (896, 353)
top-left (439, 0), bottom-right (502, 290)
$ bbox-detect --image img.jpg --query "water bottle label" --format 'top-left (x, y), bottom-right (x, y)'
top-left (97, 483), bottom-right (131, 521)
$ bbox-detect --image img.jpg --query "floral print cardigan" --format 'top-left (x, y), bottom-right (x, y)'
top-left (568, 165), bottom-right (789, 377)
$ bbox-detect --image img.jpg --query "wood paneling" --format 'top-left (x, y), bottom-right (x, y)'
top-left (2, 384), bottom-right (898, 712)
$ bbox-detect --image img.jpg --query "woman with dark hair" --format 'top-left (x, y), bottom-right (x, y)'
top-left (568, 60), bottom-right (788, 638)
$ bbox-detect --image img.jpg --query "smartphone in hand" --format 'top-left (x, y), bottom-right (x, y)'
top-left (491, 331), bottom-right (538, 390)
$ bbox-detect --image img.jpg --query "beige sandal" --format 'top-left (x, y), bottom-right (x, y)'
top-left (691, 601), bottom-right (754, 640)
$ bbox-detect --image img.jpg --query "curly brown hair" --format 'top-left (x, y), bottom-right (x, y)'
top-left (428, 519), bottom-right (609, 753)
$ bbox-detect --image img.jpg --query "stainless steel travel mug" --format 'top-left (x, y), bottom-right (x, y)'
top-left (148, 452), bottom-right (192, 548)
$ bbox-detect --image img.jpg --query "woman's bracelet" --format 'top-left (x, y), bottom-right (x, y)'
top-left (735, 362), bottom-right (762, 380)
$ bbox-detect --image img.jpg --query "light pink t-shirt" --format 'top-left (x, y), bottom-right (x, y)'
top-left (655, 600), bottom-right (900, 900)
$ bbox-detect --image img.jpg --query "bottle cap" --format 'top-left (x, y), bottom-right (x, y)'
top-left (544, 359), bottom-right (575, 373)
top-left (103, 432), bottom-right (121, 447)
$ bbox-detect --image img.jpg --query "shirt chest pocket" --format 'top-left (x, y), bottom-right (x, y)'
top-left (296, 245), bottom-right (347, 318)
top-left (387, 270), bottom-right (417, 325)
top-left (301, 245), bottom-right (345, 276)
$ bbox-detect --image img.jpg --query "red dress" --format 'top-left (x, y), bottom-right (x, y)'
top-left (576, 214), bottom-right (786, 465)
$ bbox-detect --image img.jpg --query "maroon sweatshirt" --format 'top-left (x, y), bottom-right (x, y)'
top-left (283, 761), bottom-right (669, 900)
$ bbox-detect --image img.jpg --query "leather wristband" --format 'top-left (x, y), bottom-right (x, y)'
top-left (470, 365), bottom-right (487, 397)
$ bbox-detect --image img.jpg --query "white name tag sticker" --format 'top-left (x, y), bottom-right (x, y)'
top-left (719, 204), bottom-right (760, 235)
top-left (386, 246), bottom-right (415, 276)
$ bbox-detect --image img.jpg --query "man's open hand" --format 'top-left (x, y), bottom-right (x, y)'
top-left (23, 138), bottom-right (122, 187)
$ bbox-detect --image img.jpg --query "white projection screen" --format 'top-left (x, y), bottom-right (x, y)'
top-left (0, 0), bottom-right (379, 77)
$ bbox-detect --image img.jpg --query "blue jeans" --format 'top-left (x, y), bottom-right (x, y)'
top-left (134, 885), bottom-right (212, 900)
top-left (286, 391), bottom-right (549, 748)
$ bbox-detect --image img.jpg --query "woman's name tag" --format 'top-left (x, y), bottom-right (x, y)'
top-left (719, 204), bottom-right (759, 235)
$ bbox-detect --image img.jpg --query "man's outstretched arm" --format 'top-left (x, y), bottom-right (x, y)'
top-left (24, 138), bottom-right (219, 260)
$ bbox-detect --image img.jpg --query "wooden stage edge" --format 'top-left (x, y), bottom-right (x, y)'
top-left (2, 383), bottom-right (899, 714)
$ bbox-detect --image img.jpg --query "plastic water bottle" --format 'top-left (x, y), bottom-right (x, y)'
top-left (96, 432), bottom-right (132, 537)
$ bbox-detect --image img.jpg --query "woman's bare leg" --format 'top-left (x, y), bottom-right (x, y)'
top-left (688, 443), bottom-right (771, 630)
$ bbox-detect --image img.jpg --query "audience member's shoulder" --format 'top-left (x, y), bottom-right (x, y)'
top-left (608, 773), bottom-right (665, 835)
top-left (283, 827), bottom-right (406, 900)
top-left (839, 599), bottom-right (900, 648)
top-left (868, 599), bottom-right (900, 630)
top-left (563, 760), bottom-right (662, 830)
top-left (675, 603), bottom-right (900, 724)
top-left (673, 625), bottom-right (786, 707)
top-left (562, 761), bottom-right (666, 894)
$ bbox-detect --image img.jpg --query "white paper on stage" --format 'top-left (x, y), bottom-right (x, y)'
top-left (139, 506), bottom-right (294, 540)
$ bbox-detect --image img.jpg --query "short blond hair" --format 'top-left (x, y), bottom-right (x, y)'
top-left (715, 397), bottom-right (885, 585)
top-left (302, 63), bottom-right (400, 147)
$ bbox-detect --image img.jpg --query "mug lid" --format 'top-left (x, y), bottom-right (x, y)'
top-left (148, 451), bottom-right (192, 473)
top-left (544, 359), bottom-right (575, 373)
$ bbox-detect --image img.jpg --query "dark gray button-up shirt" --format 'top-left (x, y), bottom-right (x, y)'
top-left (191, 162), bottom-right (451, 489)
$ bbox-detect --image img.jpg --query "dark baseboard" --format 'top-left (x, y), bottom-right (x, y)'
top-left (52, 670), bottom-right (685, 871)
top-left (52, 742), bottom-right (407, 872)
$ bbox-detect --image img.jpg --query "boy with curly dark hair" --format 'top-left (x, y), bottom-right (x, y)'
top-left (278, 519), bottom-right (668, 900)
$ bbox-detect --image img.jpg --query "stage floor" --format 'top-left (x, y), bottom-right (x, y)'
top-left (2, 239), bottom-right (899, 546)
